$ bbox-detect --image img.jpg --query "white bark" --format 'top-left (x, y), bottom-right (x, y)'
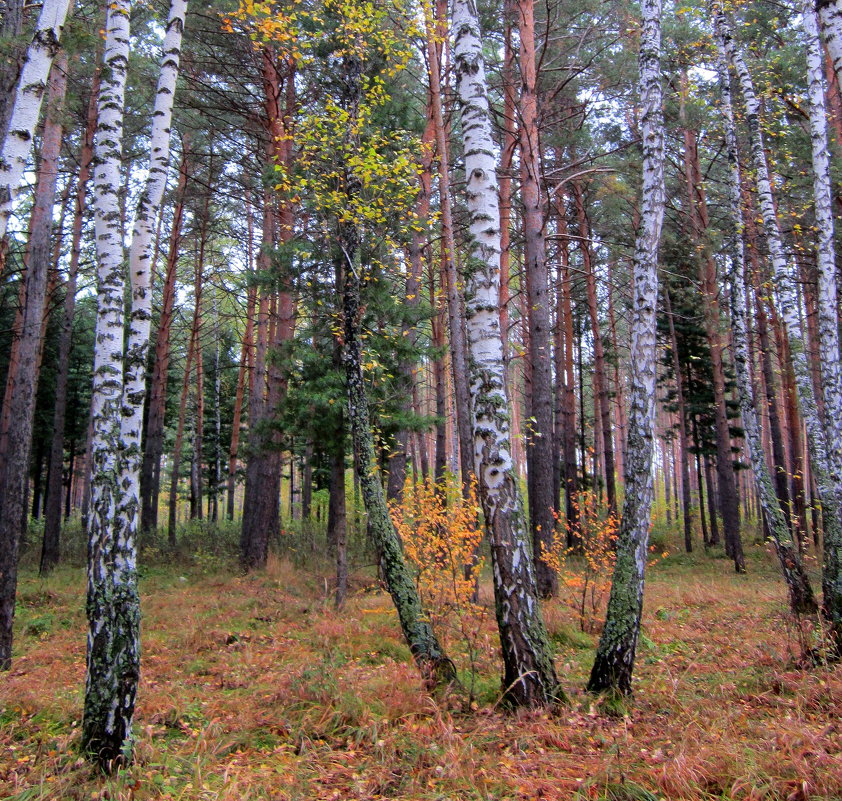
top-left (119, 0), bottom-right (188, 540)
top-left (0, 0), bottom-right (72, 239)
top-left (589, 0), bottom-right (665, 694)
top-left (818, 0), bottom-right (842, 92)
top-left (717, 36), bottom-right (816, 613)
top-left (803, 0), bottom-right (842, 627)
top-left (84, 0), bottom-right (188, 763)
top-left (451, 0), bottom-right (558, 705)
top-left (717, 5), bottom-right (842, 633)
top-left (84, 0), bottom-right (135, 761)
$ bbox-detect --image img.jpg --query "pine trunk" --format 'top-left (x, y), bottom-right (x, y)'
top-left (0, 54), bottom-right (67, 666)
top-left (141, 139), bottom-right (192, 532)
top-left (43, 56), bottom-right (94, 574)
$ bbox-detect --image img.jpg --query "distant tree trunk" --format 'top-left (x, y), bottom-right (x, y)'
top-left (0, 53), bottom-right (67, 668)
top-left (704, 456), bottom-right (720, 547)
top-left (424, 6), bottom-right (474, 496)
top-left (717, 41), bottom-right (816, 613)
top-left (168, 333), bottom-right (196, 544)
top-left (588, 0), bottom-right (665, 696)
top-left (226, 192), bottom-right (256, 521)
top-left (452, 0), bottom-right (560, 706)
top-left (680, 74), bottom-right (743, 571)
top-left (328, 405), bottom-right (347, 606)
top-left (664, 288), bottom-right (693, 552)
top-left (0, 0), bottom-right (72, 239)
top-left (42, 59), bottom-right (97, 574)
top-left (141, 139), bottom-right (192, 532)
top-left (572, 181), bottom-right (616, 517)
top-left (559, 196), bottom-right (580, 545)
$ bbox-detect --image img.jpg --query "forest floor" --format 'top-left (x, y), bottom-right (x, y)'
top-left (2, 534), bottom-right (841, 800)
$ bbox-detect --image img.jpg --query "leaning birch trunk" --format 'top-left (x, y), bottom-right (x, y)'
top-left (718, 6), bottom-right (842, 645)
top-left (818, 0), bottom-right (842, 92)
top-left (0, 0), bottom-right (72, 239)
top-left (451, 0), bottom-right (560, 707)
top-left (118, 0), bottom-right (187, 544)
top-left (587, 0), bottom-right (665, 696)
top-left (803, 0), bottom-right (842, 638)
top-left (82, 0), bottom-right (135, 768)
top-left (716, 37), bottom-right (816, 615)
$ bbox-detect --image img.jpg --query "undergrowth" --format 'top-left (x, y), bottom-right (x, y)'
top-left (2, 529), bottom-right (841, 800)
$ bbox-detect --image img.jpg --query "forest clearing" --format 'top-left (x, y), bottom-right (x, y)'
top-left (3, 530), bottom-right (841, 801)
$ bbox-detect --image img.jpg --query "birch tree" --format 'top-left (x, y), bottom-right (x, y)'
top-left (818, 0), bottom-right (842, 91)
top-left (716, 31), bottom-right (816, 615)
top-left (716, 5), bottom-right (842, 646)
top-left (0, 0), bottom-right (72, 239)
top-left (83, 0), bottom-right (187, 767)
top-left (451, 0), bottom-right (560, 707)
top-left (587, 0), bottom-right (665, 696)
top-left (802, 0), bottom-right (842, 637)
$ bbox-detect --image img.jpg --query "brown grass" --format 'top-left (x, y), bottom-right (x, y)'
top-left (2, 545), bottom-right (841, 800)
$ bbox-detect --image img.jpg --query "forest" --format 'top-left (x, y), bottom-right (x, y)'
top-left (2, 0), bottom-right (842, 797)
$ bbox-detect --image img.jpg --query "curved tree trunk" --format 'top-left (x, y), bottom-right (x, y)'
top-left (588, 0), bottom-right (665, 696)
top-left (715, 32), bottom-right (816, 614)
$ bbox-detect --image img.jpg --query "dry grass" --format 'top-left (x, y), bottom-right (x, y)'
top-left (2, 544), bottom-right (841, 800)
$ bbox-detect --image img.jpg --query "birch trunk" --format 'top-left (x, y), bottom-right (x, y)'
top-left (719, 6), bottom-right (842, 642)
top-left (716, 35), bottom-right (817, 614)
top-left (804, 0), bottom-right (842, 633)
top-left (0, 0), bottom-right (72, 239)
top-left (588, 0), bottom-right (664, 696)
top-left (451, 0), bottom-right (560, 707)
top-left (82, 0), bottom-right (135, 766)
top-left (83, 0), bottom-right (187, 767)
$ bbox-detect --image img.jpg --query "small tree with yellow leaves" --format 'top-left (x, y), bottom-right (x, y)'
top-left (391, 476), bottom-right (491, 701)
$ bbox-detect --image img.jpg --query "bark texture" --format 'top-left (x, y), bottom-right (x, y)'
top-left (0, 54), bottom-right (67, 667)
top-left (720, 7), bottom-right (842, 642)
top-left (0, 0), bottom-right (71, 238)
top-left (452, 0), bottom-right (560, 707)
top-left (588, 0), bottom-right (665, 696)
top-left (716, 36), bottom-right (817, 614)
